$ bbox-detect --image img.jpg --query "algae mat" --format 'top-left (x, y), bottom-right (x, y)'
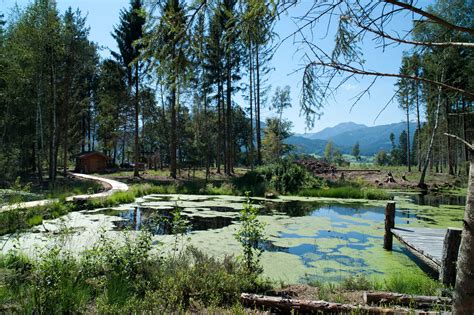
top-left (0, 194), bottom-right (464, 284)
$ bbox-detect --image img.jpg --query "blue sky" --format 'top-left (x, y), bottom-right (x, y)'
top-left (0, 0), bottom-right (422, 133)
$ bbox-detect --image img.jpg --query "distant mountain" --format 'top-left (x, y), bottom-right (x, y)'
top-left (285, 136), bottom-right (332, 155)
top-left (286, 121), bottom-right (417, 156)
top-left (299, 122), bottom-right (367, 140)
top-left (330, 122), bottom-right (417, 155)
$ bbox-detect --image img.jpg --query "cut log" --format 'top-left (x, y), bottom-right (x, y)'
top-left (363, 291), bottom-right (452, 308)
top-left (241, 293), bottom-right (418, 314)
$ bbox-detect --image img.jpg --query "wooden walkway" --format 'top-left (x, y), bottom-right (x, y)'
top-left (383, 202), bottom-right (462, 286)
top-left (391, 227), bottom-right (447, 272)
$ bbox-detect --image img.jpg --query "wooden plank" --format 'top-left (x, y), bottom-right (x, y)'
top-left (391, 227), bottom-right (448, 271)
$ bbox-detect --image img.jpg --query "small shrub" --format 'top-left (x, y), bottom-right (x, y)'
top-left (232, 171), bottom-right (267, 196)
top-left (235, 194), bottom-right (266, 274)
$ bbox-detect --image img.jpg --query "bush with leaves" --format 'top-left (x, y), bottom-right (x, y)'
top-left (257, 160), bottom-right (321, 194)
top-left (235, 194), bottom-right (266, 274)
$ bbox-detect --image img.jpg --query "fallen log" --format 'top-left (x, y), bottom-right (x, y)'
top-left (364, 291), bottom-right (451, 309)
top-left (240, 293), bottom-right (429, 314)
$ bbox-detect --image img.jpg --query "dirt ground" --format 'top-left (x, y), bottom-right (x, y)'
top-left (296, 158), bottom-right (464, 191)
top-left (318, 169), bottom-right (463, 191)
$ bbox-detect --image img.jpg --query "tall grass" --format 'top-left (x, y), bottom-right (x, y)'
top-left (298, 186), bottom-right (390, 200)
top-left (310, 273), bottom-right (443, 297)
top-left (0, 233), bottom-right (270, 313)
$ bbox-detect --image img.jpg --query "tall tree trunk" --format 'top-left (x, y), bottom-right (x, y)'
top-left (134, 64), bottom-right (140, 177)
top-left (216, 80), bottom-right (223, 174)
top-left (170, 81), bottom-right (177, 179)
top-left (416, 82), bottom-right (422, 171)
top-left (419, 87), bottom-right (442, 188)
top-left (446, 97), bottom-right (454, 175)
top-left (406, 94), bottom-right (411, 172)
top-left (204, 89), bottom-right (210, 181)
top-left (226, 54), bottom-right (232, 175)
top-left (248, 45), bottom-right (254, 170)
top-left (462, 97), bottom-right (469, 175)
top-left (87, 109), bottom-right (92, 152)
top-left (176, 80), bottom-right (181, 176)
top-left (35, 74), bottom-right (44, 182)
top-left (256, 45), bottom-right (262, 165)
top-left (62, 71), bottom-right (71, 176)
top-left (49, 62), bottom-right (58, 184)
top-left (453, 141), bottom-right (474, 313)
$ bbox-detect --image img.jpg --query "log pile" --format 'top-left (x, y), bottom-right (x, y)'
top-left (241, 293), bottom-right (452, 314)
top-left (364, 292), bottom-right (452, 309)
top-left (242, 293), bottom-right (417, 314)
top-left (296, 159), bottom-right (337, 175)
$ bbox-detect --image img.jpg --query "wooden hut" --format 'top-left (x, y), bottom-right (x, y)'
top-left (75, 152), bottom-right (110, 174)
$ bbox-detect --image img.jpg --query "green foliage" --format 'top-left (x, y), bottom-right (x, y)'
top-left (3, 177), bottom-right (33, 205)
top-left (235, 194), bottom-right (266, 274)
top-left (261, 117), bottom-right (294, 163)
top-left (0, 201), bottom-right (72, 235)
top-left (256, 160), bottom-right (321, 194)
top-left (298, 186), bottom-right (390, 200)
top-left (201, 183), bottom-right (236, 195)
top-left (333, 149), bottom-right (349, 166)
top-left (2, 232), bottom-right (270, 312)
top-left (340, 274), bottom-right (376, 291)
top-left (383, 273), bottom-right (441, 296)
top-left (352, 142), bottom-right (361, 161)
top-left (310, 273), bottom-right (443, 298)
top-left (324, 140), bottom-right (334, 163)
top-left (232, 171), bottom-right (267, 196)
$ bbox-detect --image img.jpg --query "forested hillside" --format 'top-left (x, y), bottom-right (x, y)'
top-left (288, 122), bottom-right (418, 156)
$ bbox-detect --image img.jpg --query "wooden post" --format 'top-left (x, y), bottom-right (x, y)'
top-left (384, 201), bottom-right (396, 250)
top-left (440, 227), bottom-right (462, 286)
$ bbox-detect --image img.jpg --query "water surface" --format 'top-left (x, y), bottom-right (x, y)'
top-left (1, 193), bottom-right (465, 283)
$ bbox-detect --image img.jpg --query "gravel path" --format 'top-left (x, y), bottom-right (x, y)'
top-left (0, 173), bottom-right (129, 212)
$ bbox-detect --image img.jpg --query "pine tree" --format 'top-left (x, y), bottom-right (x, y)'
top-left (112, 0), bottom-right (145, 177)
top-left (145, 0), bottom-right (188, 179)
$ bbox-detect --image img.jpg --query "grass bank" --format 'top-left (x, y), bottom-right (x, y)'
top-left (0, 178), bottom-right (390, 236)
top-left (308, 273), bottom-right (443, 299)
top-left (0, 232), bottom-right (270, 313)
top-left (0, 176), bottom-right (103, 206)
top-left (298, 186), bottom-right (390, 200)
top-left (0, 236), bottom-right (448, 313)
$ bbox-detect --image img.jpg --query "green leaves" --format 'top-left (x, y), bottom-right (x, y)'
top-left (235, 193), bottom-right (266, 274)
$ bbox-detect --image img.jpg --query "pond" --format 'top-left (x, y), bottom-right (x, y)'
top-left (0, 193), bottom-right (465, 284)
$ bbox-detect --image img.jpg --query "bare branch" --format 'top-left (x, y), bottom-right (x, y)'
top-left (444, 133), bottom-right (474, 152)
top-left (383, 0), bottom-right (474, 36)
top-left (308, 61), bottom-right (474, 98)
top-left (357, 22), bottom-right (474, 48)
